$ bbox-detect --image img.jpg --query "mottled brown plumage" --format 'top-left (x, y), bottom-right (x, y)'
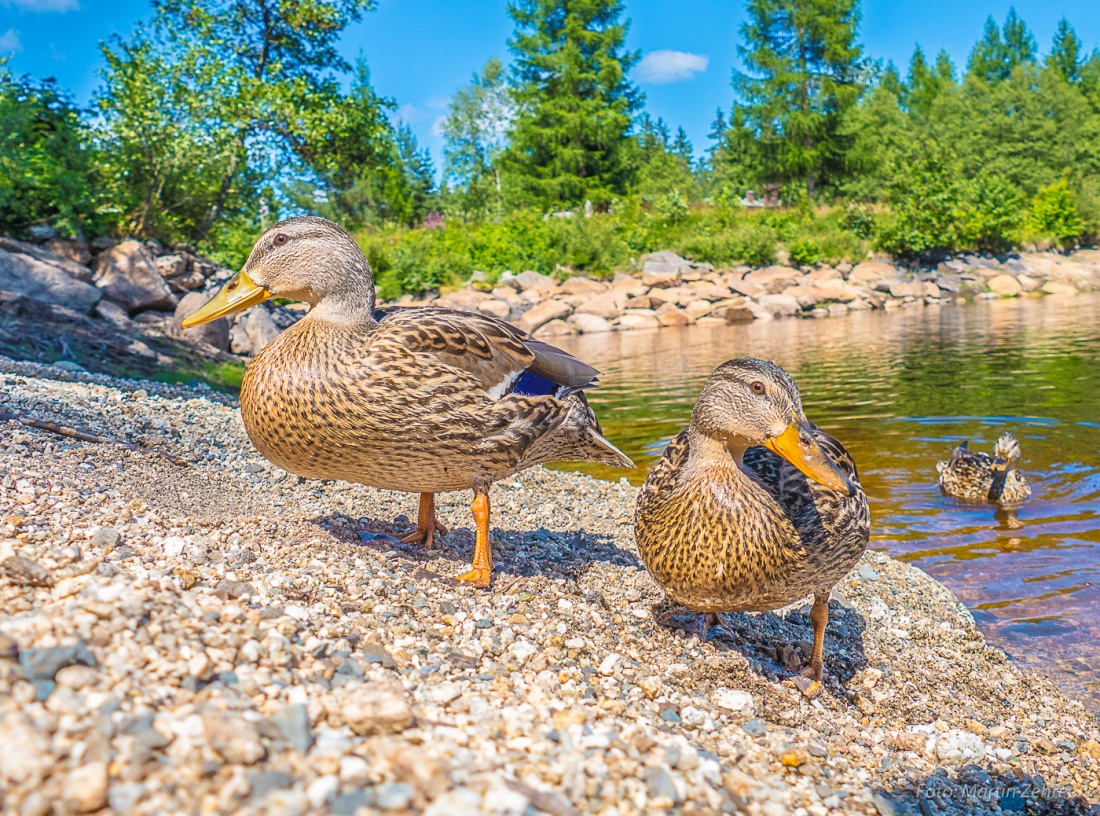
top-left (182, 216), bottom-right (632, 587)
top-left (634, 359), bottom-right (870, 696)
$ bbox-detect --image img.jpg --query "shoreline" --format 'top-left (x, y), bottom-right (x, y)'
top-left (2, 358), bottom-right (1098, 815)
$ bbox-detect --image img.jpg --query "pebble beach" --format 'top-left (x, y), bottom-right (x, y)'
top-left (1, 357), bottom-right (1099, 816)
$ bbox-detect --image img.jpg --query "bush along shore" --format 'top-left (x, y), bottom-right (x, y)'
top-left (1, 357), bottom-right (1100, 815)
top-left (2, 231), bottom-right (1099, 386)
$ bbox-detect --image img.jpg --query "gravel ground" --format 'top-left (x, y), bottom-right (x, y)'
top-left (1, 356), bottom-right (1098, 816)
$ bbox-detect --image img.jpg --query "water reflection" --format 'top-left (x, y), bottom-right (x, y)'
top-left (553, 295), bottom-right (1100, 710)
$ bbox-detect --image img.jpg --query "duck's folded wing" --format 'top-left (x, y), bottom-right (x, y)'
top-left (375, 307), bottom-right (598, 400)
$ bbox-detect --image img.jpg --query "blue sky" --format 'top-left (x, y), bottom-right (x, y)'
top-left (3, 0), bottom-right (1100, 171)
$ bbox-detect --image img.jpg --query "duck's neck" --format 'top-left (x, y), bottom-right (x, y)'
top-left (684, 425), bottom-right (756, 479)
top-left (306, 286), bottom-right (377, 326)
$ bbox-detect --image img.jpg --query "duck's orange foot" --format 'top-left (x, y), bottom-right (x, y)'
top-left (792, 662), bottom-right (824, 699)
top-left (455, 566), bottom-right (492, 589)
top-left (397, 519), bottom-right (449, 550)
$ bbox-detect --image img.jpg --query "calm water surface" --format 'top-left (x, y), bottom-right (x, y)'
top-left (552, 295), bottom-right (1100, 709)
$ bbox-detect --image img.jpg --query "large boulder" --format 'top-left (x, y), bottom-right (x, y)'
top-left (986, 274), bottom-right (1023, 297)
top-left (575, 293), bottom-right (624, 320)
top-left (513, 270), bottom-right (554, 291)
top-left (558, 277), bottom-right (608, 296)
top-left (618, 310), bottom-right (660, 331)
top-left (477, 299), bottom-right (513, 320)
top-left (753, 293), bottom-right (801, 318)
top-left (566, 313), bottom-right (613, 334)
top-left (245, 307), bottom-right (280, 352)
top-left (888, 279), bottom-right (923, 298)
top-left (0, 247), bottom-right (101, 313)
top-left (743, 265), bottom-right (801, 288)
top-left (655, 302), bottom-right (692, 327)
top-left (640, 250), bottom-right (689, 288)
top-left (44, 236), bottom-right (92, 267)
top-left (849, 261), bottom-right (898, 284)
top-left (0, 236), bottom-right (94, 282)
top-left (171, 291), bottom-right (230, 351)
top-left (94, 240), bottom-right (177, 313)
top-left (517, 299), bottom-right (572, 333)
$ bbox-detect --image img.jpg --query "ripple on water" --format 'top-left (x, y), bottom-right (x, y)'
top-left (553, 294), bottom-right (1100, 711)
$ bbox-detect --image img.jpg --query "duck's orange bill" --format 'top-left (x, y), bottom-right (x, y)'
top-left (764, 419), bottom-right (855, 496)
top-left (181, 269), bottom-right (271, 328)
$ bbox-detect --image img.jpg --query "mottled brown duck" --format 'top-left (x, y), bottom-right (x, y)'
top-left (634, 358), bottom-right (870, 697)
top-left (182, 216), bottom-right (632, 587)
top-left (937, 432), bottom-right (1031, 505)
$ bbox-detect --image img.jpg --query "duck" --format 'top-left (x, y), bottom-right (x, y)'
top-left (181, 216), bottom-right (633, 587)
top-left (937, 432), bottom-right (1031, 505)
top-left (634, 358), bottom-right (870, 697)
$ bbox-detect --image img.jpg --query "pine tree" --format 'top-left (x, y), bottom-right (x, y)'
top-left (906, 47), bottom-right (955, 118)
top-left (671, 127), bottom-right (694, 164)
top-left (1048, 19), bottom-right (1083, 83)
top-left (732, 0), bottom-right (864, 198)
top-left (503, 0), bottom-right (642, 209)
top-left (967, 10), bottom-right (1036, 83)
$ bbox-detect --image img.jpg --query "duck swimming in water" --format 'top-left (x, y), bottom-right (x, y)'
top-left (181, 216), bottom-right (632, 587)
top-left (937, 431), bottom-right (1031, 505)
top-left (634, 358), bottom-right (870, 697)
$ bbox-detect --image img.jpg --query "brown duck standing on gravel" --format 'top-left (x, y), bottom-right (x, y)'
top-left (182, 216), bottom-right (633, 587)
top-left (634, 359), bottom-right (870, 697)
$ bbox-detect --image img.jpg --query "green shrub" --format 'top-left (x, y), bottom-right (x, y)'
top-left (843, 202), bottom-right (876, 238)
top-left (1026, 179), bottom-right (1083, 249)
top-left (788, 238), bottom-right (823, 267)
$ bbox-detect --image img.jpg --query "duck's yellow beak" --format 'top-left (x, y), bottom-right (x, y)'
top-left (181, 269), bottom-right (271, 328)
top-left (764, 418), bottom-right (855, 496)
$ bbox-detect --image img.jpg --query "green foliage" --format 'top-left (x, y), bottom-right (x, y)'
top-left (967, 10), bottom-right (1037, 84)
top-left (503, 0), bottom-right (641, 209)
top-left (732, 0), bottom-right (865, 197)
top-left (0, 68), bottom-right (100, 237)
top-left (1026, 179), bottom-right (1084, 249)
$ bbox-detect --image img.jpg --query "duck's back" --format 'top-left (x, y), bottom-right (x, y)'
top-left (635, 427), bottom-right (869, 613)
top-left (937, 442), bottom-right (993, 501)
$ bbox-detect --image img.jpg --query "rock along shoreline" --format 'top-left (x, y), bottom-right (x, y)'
top-left (1, 357), bottom-right (1098, 815)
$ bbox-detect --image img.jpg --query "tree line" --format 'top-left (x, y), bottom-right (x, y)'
top-left (1, 0), bottom-right (1097, 273)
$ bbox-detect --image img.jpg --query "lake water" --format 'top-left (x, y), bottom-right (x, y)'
top-left (553, 294), bottom-right (1100, 710)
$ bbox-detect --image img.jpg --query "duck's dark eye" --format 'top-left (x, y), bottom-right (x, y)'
top-left (273, 233), bottom-right (288, 246)
top-left (750, 381), bottom-right (766, 395)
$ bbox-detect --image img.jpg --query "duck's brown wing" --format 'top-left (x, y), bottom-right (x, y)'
top-left (373, 306), bottom-right (598, 398)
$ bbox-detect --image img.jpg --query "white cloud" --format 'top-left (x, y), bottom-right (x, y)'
top-left (2, 0), bottom-right (79, 11)
top-left (0, 29), bottom-right (22, 54)
top-left (636, 50), bottom-right (709, 84)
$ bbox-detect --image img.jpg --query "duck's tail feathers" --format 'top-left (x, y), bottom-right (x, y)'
top-left (586, 428), bottom-right (635, 469)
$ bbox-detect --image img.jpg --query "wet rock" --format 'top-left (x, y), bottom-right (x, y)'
top-left (1042, 280), bottom-right (1077, 296)
top-left (987, 274), bottom-right (1023, 297)
top-left (94, 240), bottom-right (177, 313)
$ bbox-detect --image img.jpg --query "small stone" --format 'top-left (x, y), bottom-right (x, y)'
top-left (89, 528), bottom-right (121, 548)
top-left (598, 652), bottom-right (621, 676)
top-left (0, 710), bottom-right (53, 783)
top-left (62, 762), bottom-right (109, 813)
top-left (742, 719), bottom-right (767, 738)
top-left (202, 713), bottom-right (266, 764)
top-left (1079, 738), bottom-right (1100, 758)
top-left (1, 555), bottom-right (52, 587)
top-left (858, 564), bottom-right (879, 581)
top-left (338, 684), bottom-right (413, 736)
top-left (375, 782), bottom-right (415, 811)
top-left (273, 704), bottom-right (312, 753)
top-left (20, 641), bottom-right (96, 682)
top-left (714, 687), bottom-right (755, 715)
top-left (779, 747), bottom-right (810, 768)
top-left (645, 766), bottom-right (680, 805)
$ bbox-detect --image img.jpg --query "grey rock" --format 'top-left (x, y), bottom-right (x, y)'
top-left (171, 291), bottom-right (230, 351)
top-left (245, 307), bottom-right (280, 353)
top-left (859, 564), bottom-right (880, 581)
top-left (20, 641), bottom-right (96, 682)
top-left (25, 224), bottom-right (58, 243)
top-left (375, 782), bottom-right (415, 811)
top-left (330, 791), bottom-right (371, 816)
top-left (94, 240), bottom-right (177, 313)
top-left (1, 236), bottom-right (94, 281)
top-left (94, 299), bottom-right (132, 329)
top-left (514, 270), bottom-right (554, 291)
top-left (248, 770), bottom-right (293, 800)
top-left (645, 766), bottom-right (680, 803)
top-left (0, 247), bottom-right (102, 313)
top-left (742, 719), bottom-right (767, 738)
top-left (273, 703), bottom-right (313, 753)
top-left (89, 527), bottom-right (121, 548)
top-left (44, 235), bottom-right (92, 267)
top-left (202, 713), bottom-right (266, 764)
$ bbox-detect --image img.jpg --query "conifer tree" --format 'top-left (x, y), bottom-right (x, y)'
top-left (1048, 19), bottom-right (1083, 83)
top-left (967, 9), bottom-right (1036, 83)
top-left (732, 0), bottom-right (864, 198)
top-left (503, 0), bottom-right (642, 209)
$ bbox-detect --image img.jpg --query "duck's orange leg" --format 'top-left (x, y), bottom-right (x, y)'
top-left (456, 490), bottom-right (492, 588)
top-left (397, 493), bottom-right (449, 550)
top-left (794, 592), bottom-right (829, 699)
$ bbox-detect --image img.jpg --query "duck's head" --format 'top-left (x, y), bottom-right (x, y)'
top-left (691, 358), bottom-right (855, 496)
top-left (988, 431), bottom-right (1022, 502)
top-left (991, 431), bottom-right (1022, 473)
top-left (182, 216), bottom-right (374, 329)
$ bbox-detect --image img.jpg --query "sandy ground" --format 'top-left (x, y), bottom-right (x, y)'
top-left (1, 356), bottom-right (1098, 816)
